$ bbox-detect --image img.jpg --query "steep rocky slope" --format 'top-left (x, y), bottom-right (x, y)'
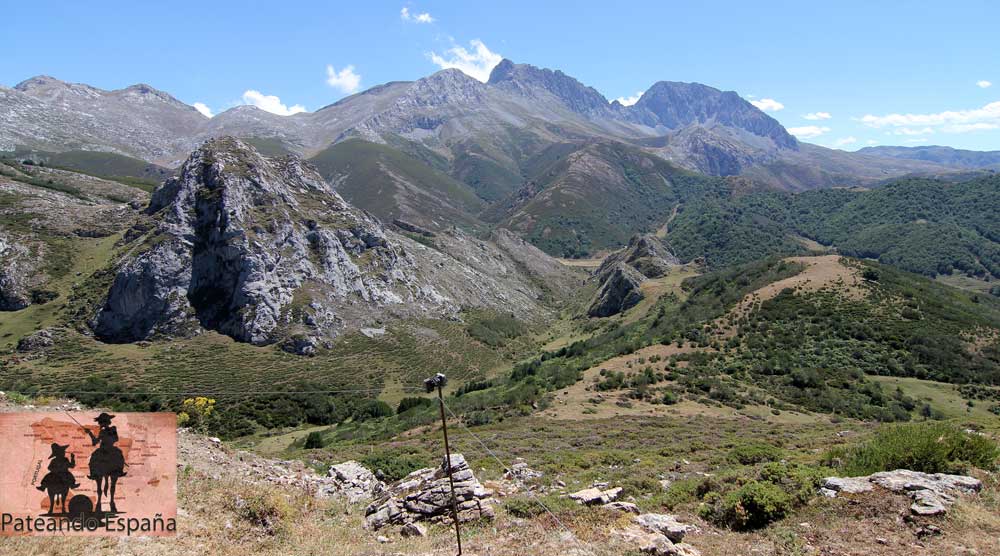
top-left (93, 137), bottom-right (580, 351)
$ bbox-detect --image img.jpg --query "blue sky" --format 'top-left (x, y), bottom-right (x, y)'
top-left (2, 0), bottom-right (998, 150)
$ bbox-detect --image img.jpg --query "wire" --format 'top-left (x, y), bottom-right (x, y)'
top-left (441, 399), bottom-right (601, 556)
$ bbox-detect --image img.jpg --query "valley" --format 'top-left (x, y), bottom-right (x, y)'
top-left (1, 45), bottom-right (999, 556)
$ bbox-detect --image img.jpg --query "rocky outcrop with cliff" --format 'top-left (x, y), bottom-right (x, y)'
top-left (588, 234), bottom-right (679, 317)
top-left (92, 137), bottom-right (580, 351)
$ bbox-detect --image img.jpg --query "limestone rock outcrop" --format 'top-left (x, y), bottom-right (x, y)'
top-left (319, 461), bottom-right (386, 503)
top-left (819, 469), bottom-right (982, 516)
top-left (588, 263), bottom-right (646, 317)
top-left (364, 454), bottom-right (495, 530)
top-left (93, 137), bottom-right (449, 346)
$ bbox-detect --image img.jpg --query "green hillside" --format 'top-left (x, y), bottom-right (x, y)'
top-left (308, 139), bottom-right (486, 230)
top-left (2, 147), bottom-right (171, 191)
top-left (666, 174), bottom-right (1000, 280)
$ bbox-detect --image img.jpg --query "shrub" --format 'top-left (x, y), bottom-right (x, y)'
top-left (827, 422), bottom-right (1000, 476)
top-left (303, 431), bottom-right (325, 449)
top-left (351, 399), bottom-right (394, 422)
top-left (229, 487), bottom-right (296, 536)
top-left (397, 397), bottom-right (433, 414)
top-left (728, 443), bottom-right (783, 465)
top-left (361, 448), bottom-right (432, 482)
top-left (708, 480), bottom-right (792, 530)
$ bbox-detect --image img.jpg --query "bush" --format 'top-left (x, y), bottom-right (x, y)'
top-left (351, 399), bottom-right (394, 422)
top-left (303, 431), bottom-right (325, 449)
top-left (361, 448), bottom-right (432, 482)
top-left (728, 443), bottom-right (783, 465)
top-left (229, 487), bottom-right (296, 536)
top-left (702, 480), bottom-right (792, 530)
top-left (827, 422), bottom-right (1000, 476)
top-left (397, 397), bottom-right (433, 414)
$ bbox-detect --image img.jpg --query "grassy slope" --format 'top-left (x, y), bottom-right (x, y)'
top-left (3, 148), bottom-right (172, 191)
top-left (308, 139), bottom-right (485, 230)
top-left (494, 141), bottom-right (726, 258)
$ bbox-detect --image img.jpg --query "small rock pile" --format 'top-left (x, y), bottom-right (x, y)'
top-left (365, 454), bottom-right (496, 530)
top-left (620, 513), bottom-right (700, 556)
top-left (504, 459), bottom-right (543, 482)
top-left (820, 469), bottom-right (982, 515)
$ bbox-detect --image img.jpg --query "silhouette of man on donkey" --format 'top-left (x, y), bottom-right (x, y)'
top-left (36, 442), bottom-right (80, 515)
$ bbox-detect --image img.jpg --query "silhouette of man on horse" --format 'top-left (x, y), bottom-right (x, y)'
top-left (85, 412), bottom-right (127, 513)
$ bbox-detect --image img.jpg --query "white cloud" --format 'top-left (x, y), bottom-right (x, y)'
top-left (401, 7), bottom-right (434, 23)
top-left (241, 90), bottom-right (307, 116)
top-left (326, 65), bottom-right (362, 94)
top-left (859, 101), bottom-right (1000, 134)
top-left (616, 91), bottom-right (644, 106)
top-left (977, 80), bottom-right (992, 88)
top-left (749, 98), bottom-right (784, 112)
top-left (866, 140), bottom-right (879, 146)
top-left (193, 102), bottom-right (214, 118)
top-left (429, 39), bottom-right (502, 82)
top-left (833, 136), bottom-right (857, 147)
top-left (787, 125), bottom-right (831, 139)
top-left (803, 112), bottom-right (832, 120)
top-left (892, 127), bottom-right (935, 136)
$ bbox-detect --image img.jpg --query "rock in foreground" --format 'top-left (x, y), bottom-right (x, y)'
top-left (820, 469), bottom-right (982, 515)
top-left (365, 454), bottom-right (495, 530)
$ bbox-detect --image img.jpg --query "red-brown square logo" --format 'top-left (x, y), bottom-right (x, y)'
top-left (0, 412), bottom-right (177, 536)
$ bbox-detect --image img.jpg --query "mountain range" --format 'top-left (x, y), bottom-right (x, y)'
top-left (2, 60), bottom-right (967, 184)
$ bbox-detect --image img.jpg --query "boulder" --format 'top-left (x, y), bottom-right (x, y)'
top-left (319, 461), bottom-right (386, 503)
top-left (602, 501), bottom-right (640, 514)
top-left (621, 524), bottom-right (701, 556)
top-left (16, 328), bottom-right (55, 352)
top-left (365, 454), bottom-right (495, 530)
top-left (820, 469), bottom-right (982, 515)
top-left (569, 486), bottom-right (622, 506)
top-left (634, 513), bottom-right (697, 543)
top-left (400, 522), bottom-right (427, 537)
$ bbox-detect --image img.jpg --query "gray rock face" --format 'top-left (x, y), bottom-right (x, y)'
top-left (364, 454), bottom-right (495, 530)
top-left (94, 137), bottom-right (447, 345)
top-left (596, 234), bottom-right (679, 280)
top-left (820, 470), bottom-right (982, 515)
top-left (629, 81), bottom-right (798, 149)
top-left (0, 232), bottom-right (32, 310)
top-left (588, 263), bottom-right (646, 318)
top-left (488, 59), bottom-right (618, 119)
top-left (587, 234), bottom-right (681, 317)
top-left (319, 461), bottom-right (386, 503)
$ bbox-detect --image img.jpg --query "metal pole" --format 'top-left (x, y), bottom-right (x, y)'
top-left (437, 381), bottom-right (463, 556)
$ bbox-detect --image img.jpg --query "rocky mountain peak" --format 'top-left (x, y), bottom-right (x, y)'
top-left (407, 68), bottom-right (487, 105)
top-left (13, 74), bottom-right (103, 100)
top-left (487, 59), bottom-right (614, 117)
top-left (13, 75), bottom-right (64, 91)
top-left (631, 81), bottom-right (798, 149)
